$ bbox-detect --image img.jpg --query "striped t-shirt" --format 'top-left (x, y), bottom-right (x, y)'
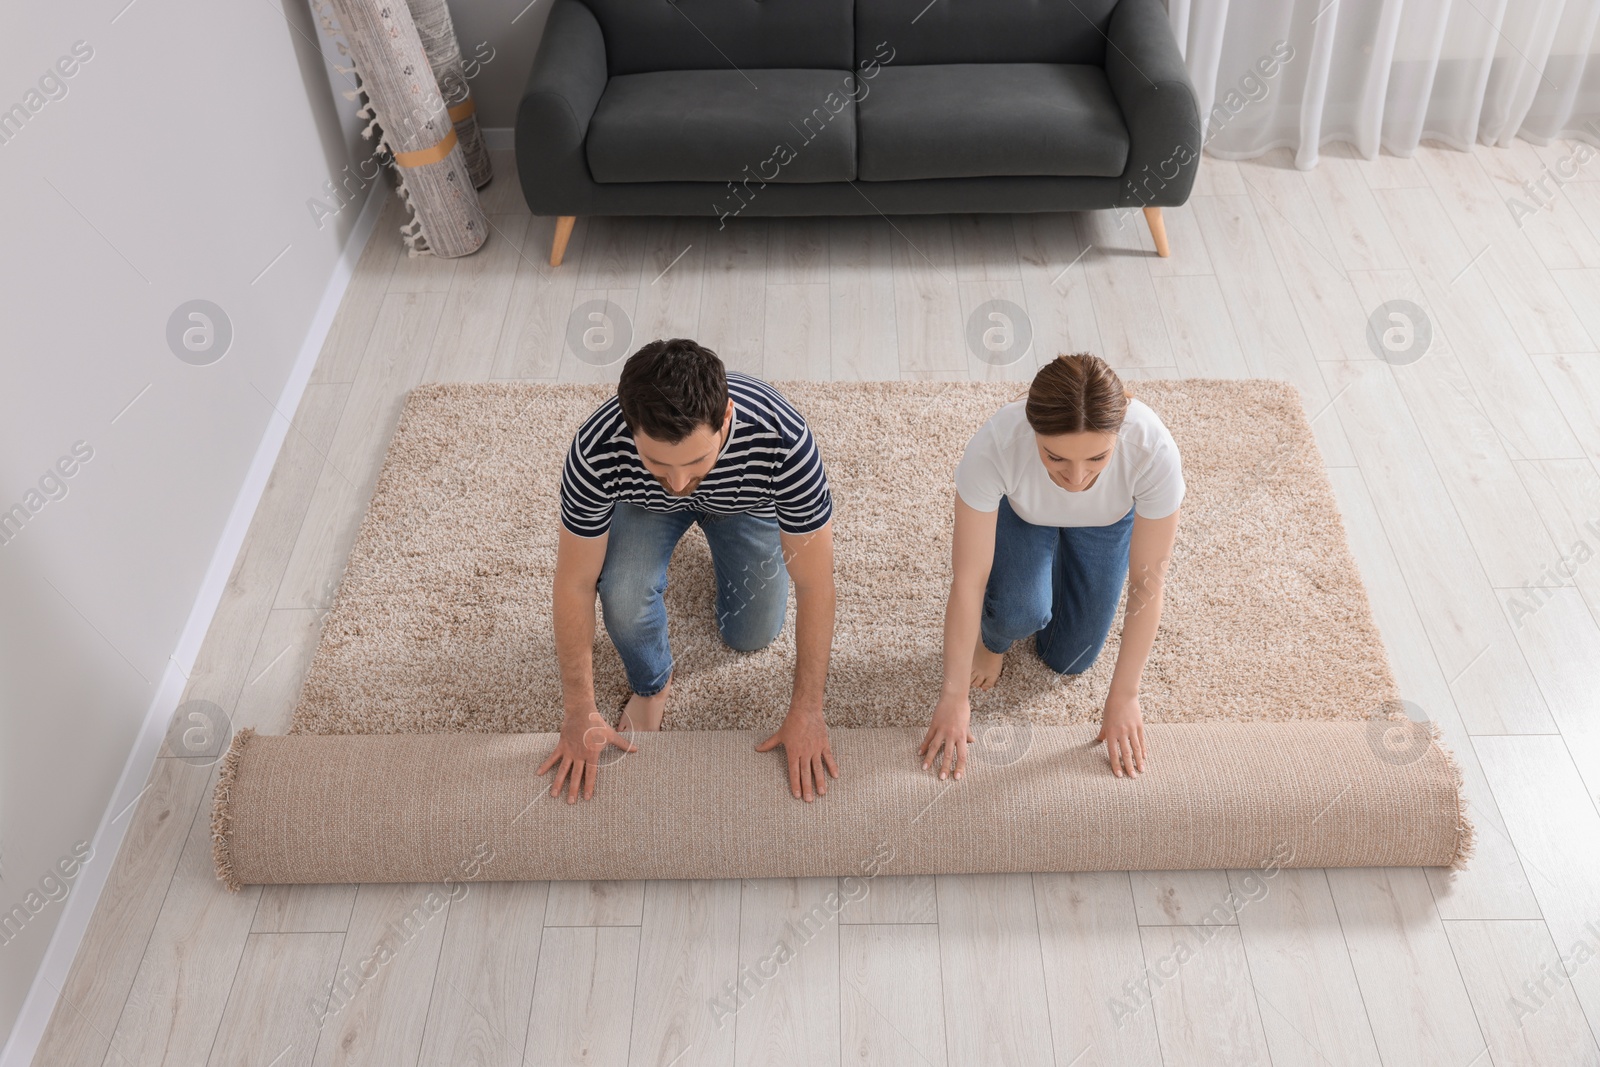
top-left (559, 372), bottom-right (834, 538)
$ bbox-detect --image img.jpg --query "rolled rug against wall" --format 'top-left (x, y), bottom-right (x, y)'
top-left (405, 0), bottom-right (493, 189)
top-left (322, 0), bottom-right (487, 257)
top-left (211, 722), bottom-right (1472, 889)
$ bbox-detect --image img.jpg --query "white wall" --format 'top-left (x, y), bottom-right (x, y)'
top-left (0, 0), bottom-right (379, 1053)
top-left (444, 0), bottom-right (553, 128)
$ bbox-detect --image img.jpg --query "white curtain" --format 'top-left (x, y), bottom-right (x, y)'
top-left (1168, 0), bottom-right (1600, 167)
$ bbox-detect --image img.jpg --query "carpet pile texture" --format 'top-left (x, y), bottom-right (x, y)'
top-left (293, 379), bottom-right (1399, 733)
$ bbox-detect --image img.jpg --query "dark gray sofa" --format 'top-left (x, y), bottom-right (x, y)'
top-left (516, 0), bottom-right (1200, 265)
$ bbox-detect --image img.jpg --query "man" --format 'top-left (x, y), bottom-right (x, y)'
top-left (539, 338), bottom-right (840, 804)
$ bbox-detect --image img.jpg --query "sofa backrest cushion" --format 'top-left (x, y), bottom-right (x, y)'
top-left (580, 0), bottom-right (854, 76)
top-left (856, 0), bottom-right (1119, 67)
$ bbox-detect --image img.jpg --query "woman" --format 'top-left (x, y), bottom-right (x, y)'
top-left (920, 353), bottom-right (1183, 780)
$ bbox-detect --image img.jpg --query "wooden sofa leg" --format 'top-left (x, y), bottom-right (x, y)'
top-left (550, 216), bottom-right (577, 267)
top-left (1143, 206), bottom-right (1170, 258)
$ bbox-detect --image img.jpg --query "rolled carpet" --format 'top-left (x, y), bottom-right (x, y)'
top-left (211, 721), bottom-right (1471, 889)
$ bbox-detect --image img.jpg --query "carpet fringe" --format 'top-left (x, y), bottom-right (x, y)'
top-left (211, 727), bottom-right (255, 893)
top-left (1427, 719), bottom-right (1477, 871)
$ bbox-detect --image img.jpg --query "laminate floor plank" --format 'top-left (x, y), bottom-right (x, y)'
top-left (888, 215), bottom-right (965, 375)
top-left (421, 215), bottom-right (529, 383)
top-left (1129, 871), bottom-right (1235, 927)
top-left (1391, 349), bottom-right (1564, 587)
top-left (1319, 358), bottom-right (1555, 735)
top-left (629, 879), bottom-right (741, 1067)
top-left (949, 213), bottom-right (1021, 281)
top-left (1072, 209), bottom-right (1173, 368)
top-left (1242, 156), bottom-right (1377, 362)
top-left (416, 881), bottom-right (548, 1067)
top-left (634, 217), bottom-right (708, 344)
top-left (1138, 925), bottom-right (1270, 1067)
top-left (1414, 143), bottom-right (1595, 353)
top-left (1444, 919), bottom-right (1600, 1066)
top-left (1034, 872), bottom-right (1162, 1067)
top-left (839, 924), bottom-right (947, 1066)
top-left (1142, 201), bottom-right (1213, 277)
top-left (837, 876), bottom-right (936, 925)
top-left (1152, 275), bottom-right (1249, 378)
top-left (544, 880), bottom-right (645, 928)
top-left (762, 282), bottom-right (831, 381)
top-left (525, 926), bottom-right (640, 1067)
top-left (205, 932), bottom-right (344, 1067)
top-left (490, 213), bottom-right (585, 381)
top-left (1191, 194), bottom-right (1355, 466)
top-left (311, 193), bottom-right (407, 384)
top-left (1374, 184), bottom-right (1585, 460)
top-left (1325, 866), bottom-right (1487, 1066)
top-left (308, 883), bottom-right (453, 1067)
top-left (101, 763), bottom-right (261, 1067)
top-left (734, 878), bottom-right (841, 1067)
top-left (698, 219), bottom-right (770, 375)
top-left (31, 759), bottom-right (216, 1067)
top-left (275, 291), bottom-right (448, 612)
top-left (1012, 212), bottom-right (1103, 363)
top-left (1476, 142), bottom-right (1600, 270)
top-left (933, 874), bottom-right (1056, 1067)
top-left (1477, 734), bottom-right (1600, 1043)
top-left (1230, 869), bottom-right (1382, 1067)
top-left (827, 216), bottom-right (900, 381)
top-left (766, 217), bottom-right (830, 286)
top-left (1515, 456), bottom-right (1600, 622)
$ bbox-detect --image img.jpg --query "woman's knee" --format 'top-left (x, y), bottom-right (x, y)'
top-left (985, 589), bottom-right (1053, 644)
top-left (1037, 627), bottom-right (1108, 675)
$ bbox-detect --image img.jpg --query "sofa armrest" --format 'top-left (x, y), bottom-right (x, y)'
top-left (515, 0), bottom-right (608, 216)
top-left (1104, 0), bottom-right (1201, 208)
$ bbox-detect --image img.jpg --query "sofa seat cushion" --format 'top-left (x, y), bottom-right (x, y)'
top-left (586, 69), bottom-right (857, 184)
top-left (857, 64), bottom-right (1129, 181)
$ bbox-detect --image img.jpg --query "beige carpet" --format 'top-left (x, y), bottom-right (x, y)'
top-left (212, 379), bottom-right (1475, 886)
top-left (292, 379), bottom-right (1400, 735)
top-left (213, 722), bottom-right (1468, 889)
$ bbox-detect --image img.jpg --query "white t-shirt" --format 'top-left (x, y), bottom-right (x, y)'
top-left (953, 397), bottom-right (1185, 526)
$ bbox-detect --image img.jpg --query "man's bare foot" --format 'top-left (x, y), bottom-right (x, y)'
top-left (971, 637), bottom-right (1004, 690)
top-left (618, 673), bottom-right (672, 732)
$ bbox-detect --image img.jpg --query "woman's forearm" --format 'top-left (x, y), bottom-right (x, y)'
top-left (941, 582), bottom-right (983, 696)
top-left (1108, 565), bottom-right (1165, 699)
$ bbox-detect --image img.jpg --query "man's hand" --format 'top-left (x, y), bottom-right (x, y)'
top-left (756, 708), bottom-right (839, 802)
top-left (1096, 690), bottom-right (1145, 778)
top-left (537, 706), bottom-right (638, 803)
top-left (919, 691), bottom-right (975, 781)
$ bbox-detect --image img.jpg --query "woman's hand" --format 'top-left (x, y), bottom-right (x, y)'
top-left (920, 691), bottom-right (975, 781)
top-left (1096, 690), bottom-right (1146, 778)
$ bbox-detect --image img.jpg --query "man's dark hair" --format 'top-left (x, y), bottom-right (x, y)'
top-left (617, 338), bottom-right (729, 444)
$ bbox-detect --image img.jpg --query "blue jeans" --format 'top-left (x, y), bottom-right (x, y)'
top-left (596, 502), bottom-right (789, 696)
top-left (981, 496), bottom-right (1135, 674)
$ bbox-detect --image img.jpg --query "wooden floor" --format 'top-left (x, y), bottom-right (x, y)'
top-left (30, 143), bottom-right (1600, 1066)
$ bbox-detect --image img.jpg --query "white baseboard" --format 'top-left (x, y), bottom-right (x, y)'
top-left (0, 181), bottom-right (388, 1067)
top-left (482, 126), bottom-right (514, 152)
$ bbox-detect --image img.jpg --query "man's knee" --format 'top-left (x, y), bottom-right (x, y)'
top-left (716, 586), bottom-right (785, 651)
top-left (597, 568), bottom-right (663, 628)
top-left (720, 614), bottom-right (783, 652)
